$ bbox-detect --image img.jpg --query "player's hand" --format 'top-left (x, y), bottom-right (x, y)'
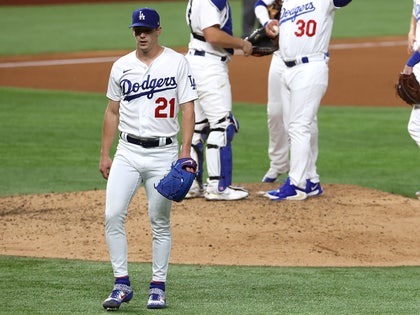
top-left (242, 39), bottom-right (253, 57)
top-left (402, 64), bottom-right (413, 75)
top-left (99, 156), bottom-right (113, 179)
top-left (265, 19), bottom-right (279, 38)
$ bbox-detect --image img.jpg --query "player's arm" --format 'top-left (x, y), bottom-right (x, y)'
top-left (254, 0), bottom-right (272, 25)
top-left (254, 0), bottom-right (279, 38)
top-left (202, 25), bottom-right (253, 56)
top-left (408, 14), bottom-right (417, 54)
top-left (179, 100), bottom-right (195, 160)
top-left (99, 100), bottom-right (120, 179)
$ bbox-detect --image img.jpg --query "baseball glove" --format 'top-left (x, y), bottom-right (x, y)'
top-left (155, 157), bottom-right (197, 202)
top-left (246, 27), bottom-right (278, 57)
top-left (395, 73), bottom-right (420, 105)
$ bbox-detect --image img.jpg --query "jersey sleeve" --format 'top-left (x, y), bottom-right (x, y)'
top-left (106, 62), bottom-right (122, 102)
top-left (176, 56), bottom-right (198, 105)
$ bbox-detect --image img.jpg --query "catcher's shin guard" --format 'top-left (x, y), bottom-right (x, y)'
top-left (191, 119), bottom-right (210, 188)
top-left (207, 112), bottom-right (239, 191)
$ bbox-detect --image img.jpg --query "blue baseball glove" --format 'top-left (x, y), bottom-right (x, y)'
top-left (155, 158), bottom-right (197, 202)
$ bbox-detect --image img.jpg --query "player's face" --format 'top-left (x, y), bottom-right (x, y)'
top-left (133, 27), bottom-right (162, 53)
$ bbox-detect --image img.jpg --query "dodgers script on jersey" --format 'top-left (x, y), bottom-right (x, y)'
top-left (107, 48), bottom-right (197, 138)
top-left (187, 0), bottom-right (233, 57)
top-left (279, 0), bottom-right (338, 60)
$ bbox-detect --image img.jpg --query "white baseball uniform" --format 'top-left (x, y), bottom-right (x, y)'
top-left (255, 0), bottom-right (325, 183)
top-left (257, 0), bottom-right (350, 189)
top-left (409, 0), bottom-right (420, 148)
top-left (184, 0), bottom-right (248, 200)
top-left (105, 47), bottom-right (197, 281)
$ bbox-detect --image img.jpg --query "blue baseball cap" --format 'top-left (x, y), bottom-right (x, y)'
top-left (130, 8), bottom-right (160, 29)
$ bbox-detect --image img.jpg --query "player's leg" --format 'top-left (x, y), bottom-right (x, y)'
top-left (407, 106), bottom-right (420, 199)
top-left (263, 53), bottom-right (290, 182)
top-left (204, 111), bottom-right (248, 200)
top-left (267, 62), bottom-right (327, 201)
top-left (408, 106), bottom-right (420, 147)
top-left (185, 104), bottom-right (209, 199)
top-left (202, 69), bottom-right (247, 200)
top-left (143, 146), bottom-right (178, 309)
top-left (305, 116), bottom-right (323, 196)
top-left (189, 59), bottom-right (247, 200)
top-left (103, 145), bottom-right (141, 310)
top-left (287, 63), bottom-right (328, 189)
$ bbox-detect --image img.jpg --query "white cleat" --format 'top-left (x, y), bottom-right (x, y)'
top-left (204, 186), bottom-right (249, 201)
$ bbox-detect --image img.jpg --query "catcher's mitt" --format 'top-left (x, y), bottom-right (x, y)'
top-left (246, 27), bottom-right (278, 57)
top-left (155, 157), bottom-right (197, 202)
top-left (395, 73), bottom-right (420, 105)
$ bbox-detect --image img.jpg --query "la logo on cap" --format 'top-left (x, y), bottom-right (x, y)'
top-left (139, 11), bottom-right (146, 21)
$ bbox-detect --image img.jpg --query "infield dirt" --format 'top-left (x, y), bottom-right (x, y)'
top-left (0, 31), bottom-right (419, 267)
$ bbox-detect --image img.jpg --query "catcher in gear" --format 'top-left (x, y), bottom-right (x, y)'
top-left (185, 0), bottom-right (252, 201)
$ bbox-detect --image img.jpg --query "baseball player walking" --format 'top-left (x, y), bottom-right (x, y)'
top-left (184, 0), bottom-right (253, 201)
top-left (99, 8), bottom-right (197, 310)
top-left (403, 0), bottom-right (420, 199)
top-left (255, 0), bottom-right (352, 200)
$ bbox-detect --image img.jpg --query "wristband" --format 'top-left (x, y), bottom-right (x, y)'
top-left (407, 50), bottom-right (420, 67)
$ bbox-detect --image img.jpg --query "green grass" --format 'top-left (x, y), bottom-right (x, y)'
top-left (1, 256), bottom-right (419, 315)
top-left (0, 88), bottom-right (107, 195)
top-left (0, 87), bottom-right (418, 198)
top-left (0, 88), bottom-right (420, 197)
top-left (0, 0), bottom-right (413, 55)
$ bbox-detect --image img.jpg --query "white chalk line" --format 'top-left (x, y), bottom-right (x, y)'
top-left (0, 40), bottom-right (407, 69)
top-left (0, 56), bottom-right (118, 68)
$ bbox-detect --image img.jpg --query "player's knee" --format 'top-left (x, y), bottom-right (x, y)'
top-left (207, 112), bottom-right (239, 147)
top-left (192, 118), bottom-right (210, 145)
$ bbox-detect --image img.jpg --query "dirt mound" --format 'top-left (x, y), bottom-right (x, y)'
top-left (1, 183), bottom-right (419, 267)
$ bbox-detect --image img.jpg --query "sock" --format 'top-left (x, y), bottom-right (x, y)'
top-left (150, 281), bottom-right (165, 291)
top-left (115, 276), bottom-right (130, 286)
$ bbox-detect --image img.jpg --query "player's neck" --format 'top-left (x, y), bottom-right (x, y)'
top-left (136, 45), bottom-right (164, 65)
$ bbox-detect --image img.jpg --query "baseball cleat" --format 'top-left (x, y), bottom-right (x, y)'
top-left (261, 169), bottom-right (280, 183)
top-left (266, 178), bottom-right (307, 201)
top-left (102, 284), bottom-right (133, 311)
top-left (305, 179), bottom-right (323, 197)
top-left (204, 185), bottom-right (249, 201)
top-left (147, 288), bottom-right (166, 309)
top-left (262, 176), bottom-right (277, 183)
top-left (185, 187), bottom-right (204, 199)
top-left (185, 180), bottom-right (204, 199)
top-left (416, 191), bottom-right (420, 200)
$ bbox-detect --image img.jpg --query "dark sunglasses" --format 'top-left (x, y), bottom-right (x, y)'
top-left (133, 27), bottom-right (156, 36)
